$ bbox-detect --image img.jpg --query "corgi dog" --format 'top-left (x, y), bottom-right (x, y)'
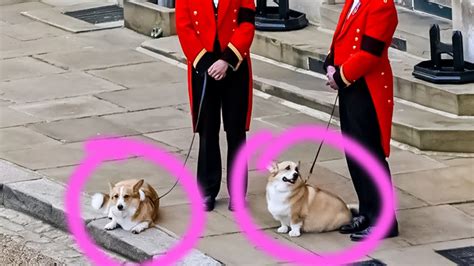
top-left (91, 179), bottom-right (160, 234)
top-left (266, 161), bottom-right (355, 237)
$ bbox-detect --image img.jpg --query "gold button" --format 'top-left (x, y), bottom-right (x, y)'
top-left (381, 72), bottom-right (385, 75)
top-left (356, 28), bottom-right (360, 33)
top-left (195, 21), bottom-right (198, 25)
top-left (388, 99), bottom-right (391, 103)
top-left (193, 11), bottom-right (197, 15)
top-left (233, 19), bottom-right (236, 23)
top-left (384, 85), bottom-right (388, 88)
top-left (244, 52), bottom-right (247, 56)
top-left (355, 37), bottom-right (359, 41)
top-left (232, 29), bottom-right (235, 32)
top-left (352, 45), bottom-right (356, 49)
top-left (234, 9), bottom-right (237, 13)
top-left (197, 31), bottom-right (200, 34)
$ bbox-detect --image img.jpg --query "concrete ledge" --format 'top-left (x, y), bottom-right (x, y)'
top-left (252, 25), bottom-right (474, 116)
top-left (140, 36), bottom-right (474, 153)
top-left (124, 0), bottom-right (176, 37)
top-left (0, 160), bottom-right (220, 264)
top-left (21, 3), bottom-right (123, 33)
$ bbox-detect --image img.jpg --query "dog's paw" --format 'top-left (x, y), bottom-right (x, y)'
top-left (104, 221), bottom-right (118, 230)
top-left (288, 230), bottom-right (301, 237)
top-left (131, 229), bottom-right (141, 234)
top-left (277, 225), bottom-right (289, 234)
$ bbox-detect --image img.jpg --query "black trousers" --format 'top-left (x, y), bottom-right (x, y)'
top-left (192, 60), bottom-right (249, 199)
top-left (338, 79), bottom-right (397, 227)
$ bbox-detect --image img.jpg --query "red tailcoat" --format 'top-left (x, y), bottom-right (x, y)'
top-left (176, 0), bottom-right (256, 131)
top-left (326, 0), bottom-right (398, 157)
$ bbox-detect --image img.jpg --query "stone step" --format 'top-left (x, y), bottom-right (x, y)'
top-left (251, 25), bottom-right (474, 116)
top-left (320, 4), bottom-right (453, 58)
top-left (140, 36), bottom-right (474, 153)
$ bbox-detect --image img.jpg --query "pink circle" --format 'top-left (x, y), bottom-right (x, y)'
top-left (230, 125), bottom-right (397, 265)
top-left (64, 137), bottom-right (206, 266)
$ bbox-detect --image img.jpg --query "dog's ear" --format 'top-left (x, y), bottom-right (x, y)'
top-left (297, 161), bottom-right (301, 169)
top-left (108, 182), bottom-right (114, 193)
top-left (133, 179), bottom-right (144, 192)
top-left (266, 161), bottom-right (279, 174)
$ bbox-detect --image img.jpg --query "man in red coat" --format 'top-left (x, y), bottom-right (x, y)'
top-left (324, 0), bottom-right (399, 241)
top-left (176, 0), bottom-right (255, 211)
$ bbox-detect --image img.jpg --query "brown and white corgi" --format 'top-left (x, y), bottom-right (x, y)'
top-left (91, 179), bottom-right (160, 234)
top-left (266, 161), bottom-right (355, 237)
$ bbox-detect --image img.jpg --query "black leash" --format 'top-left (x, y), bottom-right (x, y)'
top-left (306, 94), bottom-right (339, 182)
top-left (159, 74), bottom-right (209, 199)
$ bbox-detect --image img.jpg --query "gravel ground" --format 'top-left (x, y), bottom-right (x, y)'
top-left (0, 233), bottom-right (61, 265)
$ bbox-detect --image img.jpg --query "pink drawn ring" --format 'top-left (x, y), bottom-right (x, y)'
top-left (230, 125), bottom-right (397, 265)
top-left (64, 137), bottom-right (206, 266)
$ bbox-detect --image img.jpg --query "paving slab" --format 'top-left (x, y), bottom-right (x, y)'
top-left (197, 231), bottom-right (301, 265)
top-left (158, 204), bottom-right (240, 237)
top-left (28, 116), bottom-right (140, 143)
top-left (1, 34), bottom-right (87, 59)
top-left (394, 164), bottom-right (474, 205)
top-left (0, 159), bottom-right (42, 205)
top-left (0, 106), bottom-right (42, 128)
top-left (252, 95), bottom-right (299, 118)
top-left (38, 153), bottom-right (194, 195)
top-left (0, 72), bottom-right (125, 104)
top-left (0, 35), bottom-right (23, 51)
top-left (87, 218), bottom-right (220, 264)
top-left (145, 128), bottom-right (195, 152)
top-left (0, 21), bottom-right (69, 41)
top-left (35, 48), bottom-right (155, 70)
top-left (397, 205), bottom-right (474, 245)
top-left (0, 126), bottom-right (59, 151)
top-left (102, 107), bottom-right (190, 134)
top-left (88, 61), bottom-right (185, 88)
top-left (71, 27), bottom-right (151, 51)
top-left (4, 177), bottom-right (103, 230)
top-left (0, 142), bottom-right (84, 170)
top-left (0, 56), bottom-right (65, 81)
top-left (0, 2), bottom-right (48, 25)
top-left (96, 82), bottom-right (188, 111)
top-left (370, 238), bottom-right (474, 266)
top-left (453, 203), bottom-right (474, 218)
top-left (11, 96), bottom-right (125, 121)
top-left (318, 149), bottom-right (447, 179)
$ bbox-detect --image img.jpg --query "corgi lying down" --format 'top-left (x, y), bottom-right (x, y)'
top-left (91, 179), bottom-right (159, 234)
top-left (266, 161), bottom-right (355, 237)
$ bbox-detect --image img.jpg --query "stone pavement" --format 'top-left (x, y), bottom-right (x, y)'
top-left (1, 1), bottom-right (473, 265)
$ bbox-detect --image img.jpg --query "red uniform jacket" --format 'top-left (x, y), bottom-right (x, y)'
top-left (176, 0), bottom-right (256, 131)
top-left (325, 0), bottom-right (398, 157)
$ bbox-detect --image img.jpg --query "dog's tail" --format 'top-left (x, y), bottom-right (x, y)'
top-left (91, 193), bottom-right (109, 211)
top-left (347, 203), bottom-right (359, 217)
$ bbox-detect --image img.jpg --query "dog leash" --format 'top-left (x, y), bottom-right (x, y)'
top-left (305, 93), bottom-right (339, 182)
top-left (159, 74), bottom-right (209, 200)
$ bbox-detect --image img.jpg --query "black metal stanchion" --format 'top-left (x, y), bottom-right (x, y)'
top-left (413, 24), bottom-right (474, 84)
top-left (255, 0), bottom-right (308, 31)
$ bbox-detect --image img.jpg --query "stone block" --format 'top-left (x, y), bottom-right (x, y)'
top-left (4, 178), bottom-right (105, 231)
top-left (124, 0), bottom-right (176, 37)
top-left (87, 218), bottom-right (220, 264)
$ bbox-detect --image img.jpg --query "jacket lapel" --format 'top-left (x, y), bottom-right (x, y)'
top-left (217, 0), bottom-right (230, 28)
top-left (337, 0), bottom-right (368, 40)
top-left (332, 0), bottom-right (353, 46)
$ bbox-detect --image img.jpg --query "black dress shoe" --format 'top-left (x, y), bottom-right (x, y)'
top-left (203, 196), bottom-right (216, 212)
top-left (350, 225), bottom-right (399, 242)
top-left (339, 215), bottom-right (370, 234)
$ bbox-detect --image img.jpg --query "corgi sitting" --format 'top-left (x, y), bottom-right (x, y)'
top-left (266, 161), bottom-right (355, 237)
top-left (91, 179), bottom-right (160, 234)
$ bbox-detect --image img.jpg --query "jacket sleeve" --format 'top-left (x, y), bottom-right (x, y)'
top-left (175, 0), bottom-right (215, 74)
top-left (220, 0), bottom-right (256, 71)
top-left (334, 1), bottom-right (398, 89)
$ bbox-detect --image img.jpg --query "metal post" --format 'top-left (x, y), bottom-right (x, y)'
top-left (429, 24), bottom-right (441, 69)
top-left (452, 31), bottom-right (464, 71)
top-left (256, 0), bottom-right (267, 16)
top-left (278, 0), bottom-right (289, 19)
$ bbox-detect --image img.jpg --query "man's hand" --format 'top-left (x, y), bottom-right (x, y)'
top-left (208, 59), bottom-right (228, 80)
top-left (326, 65), bottom-right (339, 90)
